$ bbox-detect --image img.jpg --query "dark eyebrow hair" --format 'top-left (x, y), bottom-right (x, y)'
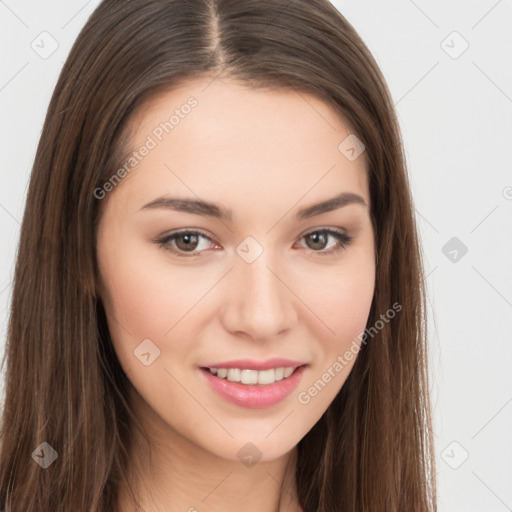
top-left (296, 192), bottom-right (367, 219)
top-left (139, 191), bottom-right (367, 221)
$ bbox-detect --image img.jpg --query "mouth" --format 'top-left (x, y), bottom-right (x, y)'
top-left (198, 363), bottom-right (308, 409)
top-left (200, 365), bottom-right (306, 386)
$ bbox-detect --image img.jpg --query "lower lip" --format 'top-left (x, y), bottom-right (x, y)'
top-left (199, 365), bottom-right (307, 409)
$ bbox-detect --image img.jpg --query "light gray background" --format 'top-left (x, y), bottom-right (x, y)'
top-left (1, 1), bottom-right (511, 510)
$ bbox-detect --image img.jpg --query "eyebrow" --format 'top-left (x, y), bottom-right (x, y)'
top-left (139, 191), bottom-right (367, 221)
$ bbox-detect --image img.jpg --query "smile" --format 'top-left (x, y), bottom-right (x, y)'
top-left (198, 364), bottom-right (307, 409)
top-left (206, 366), bottom-right (296, 385)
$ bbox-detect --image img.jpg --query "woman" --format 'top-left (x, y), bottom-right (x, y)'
top-left (0, 0), bottom-right (436, 510)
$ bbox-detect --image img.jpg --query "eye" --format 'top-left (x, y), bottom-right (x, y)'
top-left (155, 229), bottom-right (218, 257)
top-left (154, 228), bottom-right (353, 258)
top-left (295, 228), bottom-right (353, 255)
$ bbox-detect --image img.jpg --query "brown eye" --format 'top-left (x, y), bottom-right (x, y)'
top-left (299, 229), bottom-right (353, 255)
top-left (156, 230), bottom-right (216, 257)
top-left (304, 231), bottom-right (329, 251)
top-left (174, 233), bottom-right (200, 252)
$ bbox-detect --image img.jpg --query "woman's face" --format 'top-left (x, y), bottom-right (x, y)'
top-left (96, 77), bottom-right (375, 463)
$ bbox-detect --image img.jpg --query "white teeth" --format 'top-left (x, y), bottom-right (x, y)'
top-left (241, 369), bottom-right (258, 385)
top-left (227, 368), bottom-right (241, 382)
top-left (257, 369), bottom-right (275, 385)
top-left (207, 366), bottom-right (298, 385)
top-left (283, 367), bottom-right (294, 378)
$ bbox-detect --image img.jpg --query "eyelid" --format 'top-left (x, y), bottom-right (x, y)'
top-left (296, 225), bottom-right (348, 238)
top-left (162, 227), bottom-right (215, 240)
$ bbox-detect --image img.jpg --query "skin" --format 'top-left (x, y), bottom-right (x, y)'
top-left (96, 77), bottom-right (376, 512)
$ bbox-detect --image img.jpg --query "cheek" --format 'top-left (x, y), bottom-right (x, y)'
top-left (299, 255), bottom-right (375, 347)
top-left (293, 264), bottom-right (374, 415)
top-left (103, 233), bottom-right (203, 320)
top-left (98, 240), bottom-right (210, 369)
top-left (320, 275), bottom-right (374, 341)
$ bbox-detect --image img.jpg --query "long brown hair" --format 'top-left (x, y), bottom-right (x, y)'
top-left (0, 1), bottom-right (436, 510)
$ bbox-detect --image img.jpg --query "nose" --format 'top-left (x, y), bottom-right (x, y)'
top-left (220, 250), bottom-right (298, 341)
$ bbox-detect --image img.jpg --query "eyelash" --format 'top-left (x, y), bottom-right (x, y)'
top-left (154, 228), bottom-right (354, 258)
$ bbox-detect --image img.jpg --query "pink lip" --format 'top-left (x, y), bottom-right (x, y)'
top-left (198, 364), bottom-right (307, 409)
top-left (200, 358), bottom-right (305, 371)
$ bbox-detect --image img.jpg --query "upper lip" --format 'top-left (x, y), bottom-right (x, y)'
top-left (200, 358), bottom-right (306, 371)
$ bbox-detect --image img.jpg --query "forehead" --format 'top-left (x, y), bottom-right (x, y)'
top-left (109, 78), bottom-right (370, 218)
